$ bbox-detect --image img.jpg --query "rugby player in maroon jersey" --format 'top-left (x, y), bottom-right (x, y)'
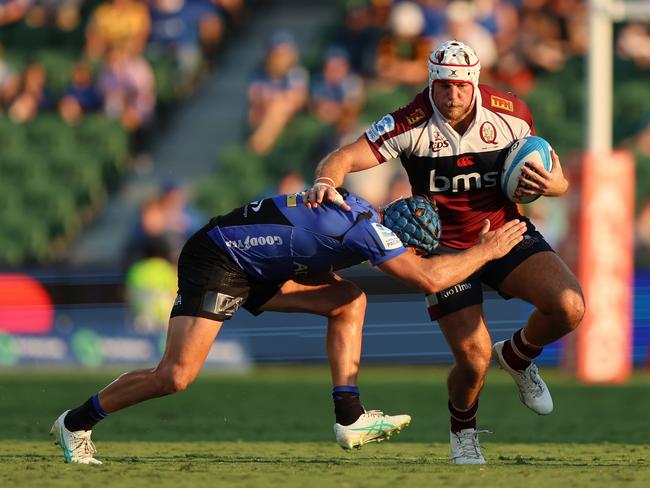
top-left (304, 40), bottom-right (585, 464)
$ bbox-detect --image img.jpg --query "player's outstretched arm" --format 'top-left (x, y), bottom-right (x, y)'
top-left (377, 219), bottom-right (527, 294)
top-left (303, 136), bottom-right (380, 210)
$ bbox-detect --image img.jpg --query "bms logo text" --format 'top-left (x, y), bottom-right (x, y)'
top-left (429, 169), bottom-right (499, 193)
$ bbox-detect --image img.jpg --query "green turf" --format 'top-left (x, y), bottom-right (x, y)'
top-left (1, 366), bottom-right (649, 487)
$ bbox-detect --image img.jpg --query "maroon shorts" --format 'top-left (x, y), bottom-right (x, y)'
top-left (426, 217), bottom-right (554, 321)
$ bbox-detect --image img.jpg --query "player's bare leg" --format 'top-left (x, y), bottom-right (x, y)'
top-left (51, 316), bottom-right (222, 464)
top-left (438, 304), bottom-right (491, 464)
top-left (501, 252), bottom-right (584, 346)
top-left (494, 251), bottom-right (585, 414)
top-left (260, 273), bottom-right (411, 450)
top-left (260, 273), bottom-right (365, 387)
top-left (98, 316), bottom-right (223, 412)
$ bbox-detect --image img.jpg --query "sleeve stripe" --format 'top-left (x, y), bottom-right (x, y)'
top-left (364, 134), bottom-right (388, 163)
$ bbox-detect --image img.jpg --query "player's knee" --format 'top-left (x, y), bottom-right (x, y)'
top-left (155, 367), bottom-right (195, 395)
top-left (556, 289), bottom-right (586, 332)
top-left (327, 282), bottom-right (366, 319)
top-left (456, 346), bottom-right (491, 383)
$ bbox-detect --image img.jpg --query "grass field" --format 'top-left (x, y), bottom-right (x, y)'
top-left (1, 366), bottom-right (649, 487)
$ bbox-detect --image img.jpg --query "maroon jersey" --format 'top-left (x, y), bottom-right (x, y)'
top-left (365, 84), bottom-right (535, 249)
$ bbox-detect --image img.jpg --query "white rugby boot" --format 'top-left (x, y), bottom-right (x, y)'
top-left (493, 340), bottom-right (553, 415)
top-left (334, 410), bottom-right (411, 450)
top-left (450, 428), bottom-right (489, 465)
top-left (50, 410), bottom-right (102, 465)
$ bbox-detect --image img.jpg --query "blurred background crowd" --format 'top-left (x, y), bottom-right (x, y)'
top-left (0, 0), bottom-right (649, 334)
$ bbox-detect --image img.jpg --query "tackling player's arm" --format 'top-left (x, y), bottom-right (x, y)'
top-left (304, 136), bottom-right (380, 211)
top-left (377, 219), bottom-right (527, 294)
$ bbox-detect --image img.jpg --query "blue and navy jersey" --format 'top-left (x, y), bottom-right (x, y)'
top-left (206, 191), bottom-right (407, 282)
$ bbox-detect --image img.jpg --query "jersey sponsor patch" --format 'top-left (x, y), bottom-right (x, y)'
top-left (490, 95), bottom-right (514, 112)
top-left (370, 222), bottom-right (403, 250)
top-left (406, 108), bottom-right (426, 125)
top-left (224, 235), bottom-right (283, 250)
top-left (367, 114), bottom-right (395, 142)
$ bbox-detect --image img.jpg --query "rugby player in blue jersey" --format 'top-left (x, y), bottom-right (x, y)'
top-left (51, 190), bottom-right (526, 464)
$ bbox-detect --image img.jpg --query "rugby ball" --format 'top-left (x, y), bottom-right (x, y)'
top-left (501, 136), bottom-right (553, 204)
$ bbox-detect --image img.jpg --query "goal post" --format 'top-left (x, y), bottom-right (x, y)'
top-left (576, 1), bottom-right (650, 383)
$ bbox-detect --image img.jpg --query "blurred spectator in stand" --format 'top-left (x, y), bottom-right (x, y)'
top-left (147, 0), bottom-right (225, 91)
top-left (0, 43), bottom-right (18, 109)
top-left (375, 1), bottom-right (430, 86)
top-left (247, 31), bottom-right (308, 155)
top-left (310, 46), bottom-right (364, 160)
top-left (518, 3), bottom-right (567, 73)
top-left (277, 171), bottom-right (306, 195)
top-left (338, 0), bottom-right (393, 77)
top-left (197, 0), bottom-right (230, 61)
top-left (440, 1), bottom-right (497, 78)
top-left (98, 48), bottom-right (156, 131)
top-left (8, 62), bottom-right (54, 123)
top-left (550, 0), bottom-right (588, 58)
top-left (0, 0), bottom-right (30, 26)
top-left (488, 0), bottom-right (534, 95)
top-left (210, 0), bottom-right (245, 23)
top-left (416, 0), bottom-right (447, 38)
top-left (59, 61), bottom-right (102, 125)
top-left (0, 70), bottom-right (21, 113)
top-left (125, 180), bottom-right (205, 267)
top-left (125, 237), bottom-right (177, 334)
top-left (17, 1), bottom-right (82, 35)
top-left (311, 46), bottom-right (363, 127)
top-left (617, 23), bottom-right (650, 68)
top-left (86, 0), bottom-right (151, 60)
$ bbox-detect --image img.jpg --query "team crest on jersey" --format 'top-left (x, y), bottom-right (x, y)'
top-left (480, 121), bottom-right (498, 144)
top-left (490, 95), bottom-right (514, 112)
top-left (406, 108), bottom-right (426, 125)
top-left (367, 114), bottom-right (395, 142)
top-left (370, 223), bottom-right (402, 250)
top-left (429, 130), bottom-right (450, 153)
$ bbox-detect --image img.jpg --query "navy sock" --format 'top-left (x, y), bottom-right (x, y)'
top-left (64, 394), bottom-right (108, 432)
top-left (333, 386), bottom-right (364, 426)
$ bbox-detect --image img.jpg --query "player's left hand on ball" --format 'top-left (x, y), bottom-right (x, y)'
top-left (518, 150), bottom-right (568, 197)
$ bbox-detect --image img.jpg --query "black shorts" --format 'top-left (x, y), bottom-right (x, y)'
top-left (426, 217), bottom-right (554, 321)
top-left (170, 225), bottom-right (282, 322)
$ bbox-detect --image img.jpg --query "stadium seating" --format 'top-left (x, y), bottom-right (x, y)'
top-left (0, 0), bottom-right (222, 266)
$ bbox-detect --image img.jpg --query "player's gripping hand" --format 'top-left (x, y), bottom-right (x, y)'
top-left (302, 177), bottom-right (351, 211)
top-left (478, 219), bottom-right (527, 259)
top-left (518, 150), bottom-right (569, 198)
